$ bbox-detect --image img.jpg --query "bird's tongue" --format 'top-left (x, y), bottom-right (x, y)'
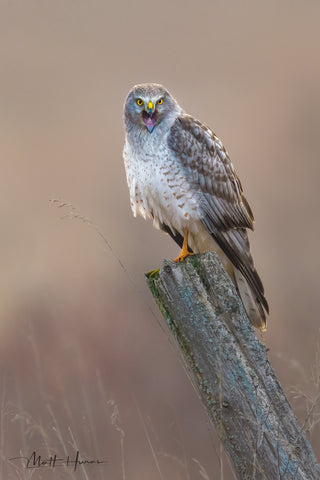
top-left (142, 111), bottom-right (156, 131)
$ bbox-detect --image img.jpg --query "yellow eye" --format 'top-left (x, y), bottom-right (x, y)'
top-left (157, 98), bottom-right (164, 105)
top-left (136, 98), bottom-right (143, 106)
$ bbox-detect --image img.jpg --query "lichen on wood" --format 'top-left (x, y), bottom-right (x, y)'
top-left (146, 252), bottom-right (320, 480)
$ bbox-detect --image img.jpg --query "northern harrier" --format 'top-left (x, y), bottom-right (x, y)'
top-left (123, 83), bottom-right (268, 330)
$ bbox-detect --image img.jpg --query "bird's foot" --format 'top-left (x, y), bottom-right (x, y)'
top-left (174, 227), bottom-right (193, 262)
top-left (174, 251), bottom-right (194, 263)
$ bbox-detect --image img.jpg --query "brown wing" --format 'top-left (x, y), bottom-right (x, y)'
top-left (167, 114), bottom-right (268, 314)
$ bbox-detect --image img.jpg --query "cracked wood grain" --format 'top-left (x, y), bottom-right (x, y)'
top-left (146, 252), bottom-right (320, 480)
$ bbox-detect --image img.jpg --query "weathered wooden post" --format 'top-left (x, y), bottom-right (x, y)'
top-left (146, 252), bottom-right (320, 479)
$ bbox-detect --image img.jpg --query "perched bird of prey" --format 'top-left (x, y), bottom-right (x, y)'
top-left (123, 83), bottom-right (269, 330)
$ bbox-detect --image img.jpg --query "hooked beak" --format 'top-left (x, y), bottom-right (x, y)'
top-left (147, 101), bottom-right (154, 115)
top-left (142, 101), bottom-right (156, 133)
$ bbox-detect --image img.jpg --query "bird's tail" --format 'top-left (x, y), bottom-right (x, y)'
top-left (233, 268), bottom-right (267, 331)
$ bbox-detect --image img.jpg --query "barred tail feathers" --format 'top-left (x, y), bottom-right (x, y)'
top-left (234, 268), bottom-right (267, 331)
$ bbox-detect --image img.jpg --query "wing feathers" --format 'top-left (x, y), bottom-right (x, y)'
top-left (168, 114), bottom-right (268, 321)
top-left (212, 228), bottom-right (269, 313)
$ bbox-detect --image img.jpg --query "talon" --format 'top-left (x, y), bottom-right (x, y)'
top-left (174, 228), bottom-right (193, 262)
top-left (174, 252), bottom-right (194, 263)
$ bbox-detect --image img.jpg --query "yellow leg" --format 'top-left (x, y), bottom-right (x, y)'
top-left (174, 228), bottom-right (193, 262)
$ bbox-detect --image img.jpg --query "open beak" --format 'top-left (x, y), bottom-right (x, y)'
top-left (142, 101), bottom-right (156, 133)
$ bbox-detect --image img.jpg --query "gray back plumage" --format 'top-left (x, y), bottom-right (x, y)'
top-left (167, 114), bottom-right (268, 315)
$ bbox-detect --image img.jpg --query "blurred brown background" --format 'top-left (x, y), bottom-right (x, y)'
top-left (1, 1), bottom-right (319, 478)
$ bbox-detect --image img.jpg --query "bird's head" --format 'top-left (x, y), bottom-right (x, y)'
top-left (124, 83), bottom-right (181, 134)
